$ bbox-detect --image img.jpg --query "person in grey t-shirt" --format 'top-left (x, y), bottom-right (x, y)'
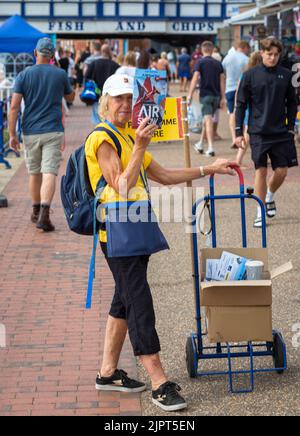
top-left (9, 38), bottom-right (75, 232)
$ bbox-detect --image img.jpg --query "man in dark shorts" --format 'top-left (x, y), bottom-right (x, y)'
top-left (188, 41), bottom-right (225, 157)
top-left (235, 38), bottom-right (298, 228)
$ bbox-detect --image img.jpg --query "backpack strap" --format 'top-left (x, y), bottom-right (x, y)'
top-left (86, 126), bottom-right (123, 309)
top-left (92, 126), bottom-right (122, 195)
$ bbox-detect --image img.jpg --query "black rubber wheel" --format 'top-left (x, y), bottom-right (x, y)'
top-left (0, 195), bottom-right (8, 208)
top-left (272, 331), bottom-right (286, 374)
top-left (186, 336), bottom-right (197, 378)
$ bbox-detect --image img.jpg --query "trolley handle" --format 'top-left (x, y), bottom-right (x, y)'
top-left (210, 164), bottom-right (245, 194)
top-left (228, 164), bottom-right (245, 187)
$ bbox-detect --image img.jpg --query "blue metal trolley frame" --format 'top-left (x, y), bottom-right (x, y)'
top-left (186, 165), bottom-right (287, 393)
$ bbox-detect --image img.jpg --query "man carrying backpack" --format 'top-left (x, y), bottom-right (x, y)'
top-left (9, 38), bottom-right (75, 231)
top-left (85, 44), bottom-right (119, 124)
top-left (85, 44), bottom-right (119, 93)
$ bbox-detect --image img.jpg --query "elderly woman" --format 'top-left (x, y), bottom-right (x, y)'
top-left (85, 74), bottom-right (235, 412)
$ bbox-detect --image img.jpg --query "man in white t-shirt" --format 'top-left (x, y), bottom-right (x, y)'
top-left (222, 41), bottom-right (250, 145)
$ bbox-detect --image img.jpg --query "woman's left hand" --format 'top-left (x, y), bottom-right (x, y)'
top-left (135, 117), bottom-right (158, 150)
top-left (210, 159), bottom-right (237, 176)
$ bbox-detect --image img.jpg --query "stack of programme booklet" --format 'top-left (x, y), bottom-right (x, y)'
top-left (206, 251), bottom-right (248, 281)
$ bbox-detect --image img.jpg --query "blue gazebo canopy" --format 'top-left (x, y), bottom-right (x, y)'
top-left (0, 15), bottom-right (48, 54)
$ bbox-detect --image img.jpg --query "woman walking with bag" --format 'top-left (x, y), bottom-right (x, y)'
top-left (85, 74), bottom-right (236, 412)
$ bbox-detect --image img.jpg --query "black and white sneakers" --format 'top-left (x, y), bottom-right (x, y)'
top-left (95, 369), bottom-right (146, 393)
top-left (152, 381), bottom-right (187, 412)
top-left (96, 372), bottom-right (187, 412)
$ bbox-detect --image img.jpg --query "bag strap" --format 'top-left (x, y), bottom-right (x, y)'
top-left (86, 126), bottom-right (122, 309)
top-left (127, 134), bottom-right (151, 199)
top-left (93, 126), bottom-right (122, 194)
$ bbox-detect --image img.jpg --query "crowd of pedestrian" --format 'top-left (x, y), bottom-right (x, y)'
top-left (187, 37), bottom-right (298, 229)
top-left (5, 37), bottom-right (297, 233)
top-left (52, 37), bottom-right (298, 238)
top-left (51, 41), bottom-right (225, 94)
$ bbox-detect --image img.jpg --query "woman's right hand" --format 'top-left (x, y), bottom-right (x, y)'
top-left (134, 117), bottom-right (158, 150)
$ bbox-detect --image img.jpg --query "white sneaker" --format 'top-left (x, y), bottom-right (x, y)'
top-left (194, 142), bottom-right (204, 154)
top-left (205, 149), bottom-right (215, 157)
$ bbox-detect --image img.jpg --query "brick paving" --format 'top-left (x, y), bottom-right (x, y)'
top-left (0, 99), bottom-right (141, 416)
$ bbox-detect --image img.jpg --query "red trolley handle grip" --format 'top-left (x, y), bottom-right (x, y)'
top-left (228, 164), bottom-right (245, 187)
top-left (209, 164), bottom-right (245, 192)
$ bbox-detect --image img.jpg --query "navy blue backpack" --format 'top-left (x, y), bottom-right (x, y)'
top-left (60, 127), bottom-right (121, 236)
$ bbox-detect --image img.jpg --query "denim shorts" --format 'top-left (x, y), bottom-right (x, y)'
top-left (101, 243), bottom-right (161, 356)
top-left (225, 90), bottom-right (236, 114)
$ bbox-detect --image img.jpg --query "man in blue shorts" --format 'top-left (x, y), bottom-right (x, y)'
top-left (9, 38), bottom-right (75, 231)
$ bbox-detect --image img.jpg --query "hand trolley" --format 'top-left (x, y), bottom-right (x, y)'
top-left (185, 165), bottom-right (287, 393)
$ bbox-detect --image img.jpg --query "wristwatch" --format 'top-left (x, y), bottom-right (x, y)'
top-left (199, 166), bottom-right (205, 177)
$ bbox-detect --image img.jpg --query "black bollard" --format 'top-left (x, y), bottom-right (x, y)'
top-left (0, 194), bottom-right (8, 208)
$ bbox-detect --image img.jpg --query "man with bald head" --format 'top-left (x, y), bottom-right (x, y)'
top-left (85, 44), bottom-right (119, 92)
top-left (85, 43), bottom-right (119, 123)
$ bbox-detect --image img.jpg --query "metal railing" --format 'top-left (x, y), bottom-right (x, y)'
top-left (0, 53), bottom-right (34, 81)
top-left (0, 86), bottom-right (21, 169)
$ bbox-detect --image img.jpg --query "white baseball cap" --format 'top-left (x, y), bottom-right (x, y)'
top-left (102, 74), bottom-right (134, 97)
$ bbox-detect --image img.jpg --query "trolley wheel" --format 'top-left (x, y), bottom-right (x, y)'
top-left (272, 331), bottom-right (286, 374)
top-left (185, 336), bottom-right (198, 378)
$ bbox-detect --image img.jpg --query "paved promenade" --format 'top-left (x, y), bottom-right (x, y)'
top-left (1, 85), bottom-right (300, 416)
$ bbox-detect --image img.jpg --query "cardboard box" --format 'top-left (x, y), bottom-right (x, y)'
top-left (205, 306), bottom-right (273, 343)
top-left (200, 248), bottom-right (292, 343)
